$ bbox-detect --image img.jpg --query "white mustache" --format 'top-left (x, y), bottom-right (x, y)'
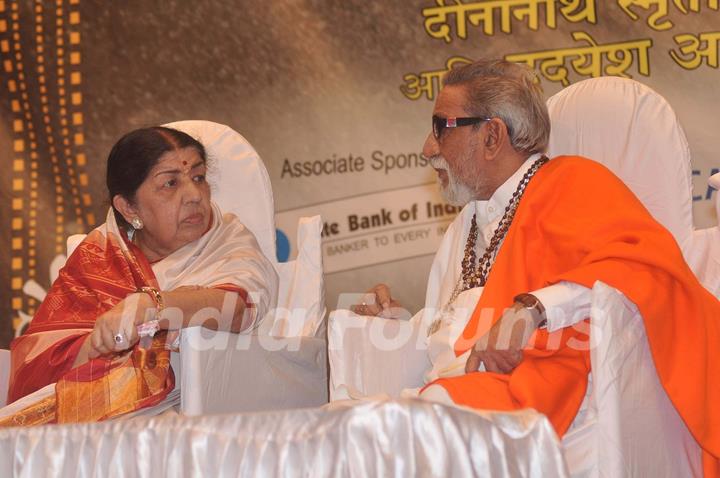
top-left (429, 155), bottom-right (448, 170)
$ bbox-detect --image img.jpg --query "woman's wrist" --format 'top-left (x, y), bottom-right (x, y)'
top-left (128, 291), bottom-right (151, 324)
top-left (135, 288), bottom-right (163, 323)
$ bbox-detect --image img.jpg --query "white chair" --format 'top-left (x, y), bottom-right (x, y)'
top-left (685, 171), bottom-right (720, 297)
top-left (547, 77), bottom-right (720, 299)
top-left (0, 120), bottom-right (328, 415)
top-left (329, 77), bottom-right (715, 477)
top-left (546, 78), bottom-right (713, 476)
top-left (0, 350), bottom-right (9, 408)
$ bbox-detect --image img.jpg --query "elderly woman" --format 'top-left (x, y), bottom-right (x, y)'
top-left (4, 126), bottom-right (278, 424)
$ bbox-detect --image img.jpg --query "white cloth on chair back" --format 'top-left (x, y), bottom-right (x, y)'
top-left (561, 282), bottom-right (701, 477)
top-left (263, 215), bottom-right (326, 338)
top-left (163, 120), bottom-right (277, 262)
top-left (686, 174), bottom-right (720, 297)
top-left (0, 350), bottom-right (9, 408)
top-left (546, 77), bottom-right (694, 255)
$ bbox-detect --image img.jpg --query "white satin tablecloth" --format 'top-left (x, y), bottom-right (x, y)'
top-left (0, 399), bottom-right (567, 477)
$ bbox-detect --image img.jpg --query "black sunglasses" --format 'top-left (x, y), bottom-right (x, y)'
top-left (432, 115), bottom-right (492, 140)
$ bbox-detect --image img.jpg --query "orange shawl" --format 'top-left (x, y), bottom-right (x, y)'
top-left (4, 228), bottom-right (174, 425)
top-left (432, 156), bottom-right (719, 474)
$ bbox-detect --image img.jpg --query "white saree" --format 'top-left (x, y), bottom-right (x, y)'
top-left (147, 201), bottom-right (278, 324)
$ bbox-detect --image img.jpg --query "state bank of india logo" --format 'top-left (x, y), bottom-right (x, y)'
top-left (276, 229), bottom-right (291, 263)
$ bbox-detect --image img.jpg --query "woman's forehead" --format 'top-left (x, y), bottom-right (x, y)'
top-left (153, 147), bottom-right (204, 173)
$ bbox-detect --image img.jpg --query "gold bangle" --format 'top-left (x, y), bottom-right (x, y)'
top-left (138, 286), bottom-right (165, 317)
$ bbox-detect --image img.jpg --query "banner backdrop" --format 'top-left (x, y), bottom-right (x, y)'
top-left (0, 0), bottom-right (717, 347)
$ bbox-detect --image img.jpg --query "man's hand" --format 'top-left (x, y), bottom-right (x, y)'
top-left (351, 283), bottom-right (408, 319)
top-left (465, 301), bottom-right (544, 374)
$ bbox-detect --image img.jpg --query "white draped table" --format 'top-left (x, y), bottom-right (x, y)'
top-left (0, 399), bottom-right (567, 477)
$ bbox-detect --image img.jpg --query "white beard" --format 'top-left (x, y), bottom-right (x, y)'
top-left (430, 155), bottom-right (476, 206)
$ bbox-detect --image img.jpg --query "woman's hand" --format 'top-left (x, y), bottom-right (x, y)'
top-left (73, 286), bottom-right (249, 368)
top-left (86, 292), bottom-right (154, 359)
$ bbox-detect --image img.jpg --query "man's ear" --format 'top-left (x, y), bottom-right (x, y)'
top-left (483, 118), bottom-right (509, 161)
top-left (112, 194), bottom-right (138, 224)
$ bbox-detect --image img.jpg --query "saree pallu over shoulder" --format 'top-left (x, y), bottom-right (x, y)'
top-left (8, 220), bottom-right (158, 404)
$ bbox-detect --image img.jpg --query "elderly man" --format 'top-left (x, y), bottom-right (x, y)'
top-left (353, 59), bottom-right (718, 472)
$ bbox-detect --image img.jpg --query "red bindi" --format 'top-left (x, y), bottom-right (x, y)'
top-left (182, 160), bottom-right (188, 166)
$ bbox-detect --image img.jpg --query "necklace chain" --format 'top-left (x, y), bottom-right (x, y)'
top-left (461, 155), bottom-right (548, 290)
top-left (436, 155), bottom-right (549, 323)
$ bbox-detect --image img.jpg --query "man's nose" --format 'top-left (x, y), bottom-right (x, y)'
top-left (422, 132), bottom-right (439, 159)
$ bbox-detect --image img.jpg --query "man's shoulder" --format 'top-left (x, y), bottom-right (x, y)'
top-left (541, 155), bottom-right (625, 187)
top-left (529, 155), bottom-right (640, 211)
top-left (546, 155), bottom-right (615, 175)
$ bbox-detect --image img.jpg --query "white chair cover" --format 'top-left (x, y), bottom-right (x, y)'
top-left (163, 120), bottom-right (277, 262)
top-left (179, 331), bottom-right (327, 415)
top-left (546, 77), bottom-right (695, 255)
top-left (328, 312), bottom-right (429, 400)
top-left (545, 78), bottom-right (704, 476)
top-left (548, 76), bottom-right (720, 297)
top-left (0, 350), bottom-right (9, 408)
top-left (686, 172), bottom-right (720, 297)
top-left (562, 282), bottom-right (700, 477)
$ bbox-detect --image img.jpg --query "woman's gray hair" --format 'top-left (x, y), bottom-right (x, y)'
top-left (443, 59), bottom-right (550, 155)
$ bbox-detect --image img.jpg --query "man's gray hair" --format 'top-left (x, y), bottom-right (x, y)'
top-left (443, 59), bottom-right (550, 155)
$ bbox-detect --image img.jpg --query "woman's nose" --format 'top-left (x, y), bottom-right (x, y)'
top-left (182, 178), bottom-right (203, 203)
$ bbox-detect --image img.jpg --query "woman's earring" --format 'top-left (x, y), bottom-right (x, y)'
top-left (131, 217), bottom-right (144, 230)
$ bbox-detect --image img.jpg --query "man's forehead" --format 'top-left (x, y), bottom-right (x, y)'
top-left (434, 84), bottom-right (468, 115)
